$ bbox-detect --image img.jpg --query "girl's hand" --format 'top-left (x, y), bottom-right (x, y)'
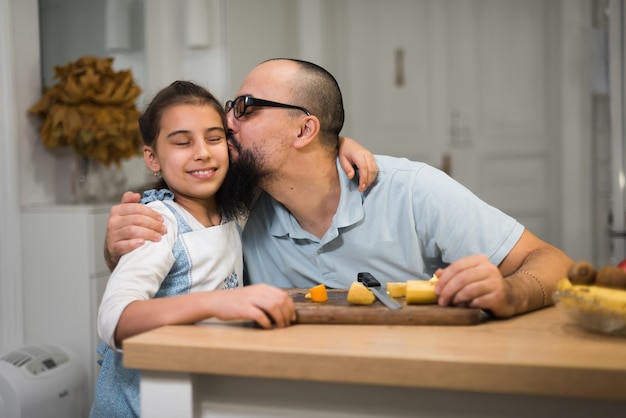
top-left (338, 136), bottom-right (379, 192)
top-left (208, 284), bottom-right (296, 328)
top-left (114, 284), bottom-right (296, 344)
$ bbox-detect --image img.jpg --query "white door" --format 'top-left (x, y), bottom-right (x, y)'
top-left (333, 0), bottom-right (561, 246)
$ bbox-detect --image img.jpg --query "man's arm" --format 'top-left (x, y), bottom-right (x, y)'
top-left (498, 230), bottom-right (573, 315)
top-left (434, 230), bottom-right (573, 318)
top-left (104, 138), bottom-right (380, 271)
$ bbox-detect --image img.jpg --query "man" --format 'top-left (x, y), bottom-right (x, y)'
top-left (106, 58), bottom-right (572, 318)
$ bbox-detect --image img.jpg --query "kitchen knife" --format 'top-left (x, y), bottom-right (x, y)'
top-left (357, 272), bottom-right (403, 310)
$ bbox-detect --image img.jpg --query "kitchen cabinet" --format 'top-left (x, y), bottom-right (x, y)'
top-left (21, 203), bottom-right (112, 415)
top-left (338, 0), bottom-right (561, 246)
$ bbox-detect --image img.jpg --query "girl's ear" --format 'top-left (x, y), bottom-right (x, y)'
top-left (144, 145), bottom-right (161, 173)
top-left (294, 116), bottom-right (320, 149)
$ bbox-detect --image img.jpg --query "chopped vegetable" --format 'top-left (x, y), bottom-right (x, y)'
top-left (386, 282), bottom-right (407, 297)
top-left (308, 284), bottom-right (328, 302)
top-left (347, 282), bottom-right (376, 305)
top-left (405, 277), bottom-right (438, 304)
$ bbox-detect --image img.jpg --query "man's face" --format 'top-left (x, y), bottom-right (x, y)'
top-left (225, 61), bottom-right (301, 177)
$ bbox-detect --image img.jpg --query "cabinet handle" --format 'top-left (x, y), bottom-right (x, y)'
top-left (395, 48), bottom-right (405, 87)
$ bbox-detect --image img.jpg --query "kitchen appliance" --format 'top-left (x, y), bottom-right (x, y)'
top-left (0, 344), bottom-right (87, 418)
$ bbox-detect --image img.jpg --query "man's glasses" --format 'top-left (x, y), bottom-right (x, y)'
top-left (224, 95), bottom-right (311, 119)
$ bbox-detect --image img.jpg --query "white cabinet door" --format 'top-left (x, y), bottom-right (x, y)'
top-left (339, 0), bottom-right (448, 165)
top-left (336, 0), bottom-right (560, 246)
top-left (21, 204), bottom-right (111, 417)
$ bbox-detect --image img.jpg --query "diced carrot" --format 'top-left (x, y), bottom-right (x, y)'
top-left (309, 284), bottom-right (328, 302)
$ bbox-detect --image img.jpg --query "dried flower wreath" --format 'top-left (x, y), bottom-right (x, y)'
top-left (29, 56), bottom-right (142, 166)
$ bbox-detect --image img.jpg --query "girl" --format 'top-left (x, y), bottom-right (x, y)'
top-left (90, 81), bottom-right (295, 417)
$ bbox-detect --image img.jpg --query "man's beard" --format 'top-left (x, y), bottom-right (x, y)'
top-left (218, 148), bottom-right (265, 218)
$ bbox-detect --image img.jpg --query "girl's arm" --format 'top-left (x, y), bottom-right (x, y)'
top-left (115, 284), bottom-right (295, 345)
top-left (97, 204), bottom-right (178, 349)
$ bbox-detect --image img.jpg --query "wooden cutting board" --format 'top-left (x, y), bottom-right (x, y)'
top-left (289, 289), bottom-right (483, 326)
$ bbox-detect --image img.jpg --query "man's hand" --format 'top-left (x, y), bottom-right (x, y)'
top-left (433, 230), bottom-right (572, 318)
top-left (433, 254), bottom-right (514, 318)
top-left (104, 191), bottom-right (167, 271)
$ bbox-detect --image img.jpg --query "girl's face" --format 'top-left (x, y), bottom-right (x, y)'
top-left (144, 104), bottom-right (229, 216)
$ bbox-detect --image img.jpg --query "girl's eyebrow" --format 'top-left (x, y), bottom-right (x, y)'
top-left (165, 129), bottom-right (190, 138)
top-left (165, 126), bottom-right (225, 138)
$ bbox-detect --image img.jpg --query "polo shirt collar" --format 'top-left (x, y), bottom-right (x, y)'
top-left (268, 158), bottom-right (365, 240)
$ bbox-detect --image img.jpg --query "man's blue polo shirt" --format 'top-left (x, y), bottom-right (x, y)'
top-left (242, 155), bottom-right (524, 288)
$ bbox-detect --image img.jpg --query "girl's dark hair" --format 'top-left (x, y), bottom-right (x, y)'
top-left (138, 81), bottom-right (245, 217)
top-left (140, 80), bottom-right (226, 148)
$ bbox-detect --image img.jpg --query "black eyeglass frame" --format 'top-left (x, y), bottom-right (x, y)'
top-left (225, 95), bottom-right (311, 119)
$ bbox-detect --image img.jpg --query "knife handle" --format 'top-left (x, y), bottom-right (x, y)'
top-left (357, 272), bottom-right (381, 288)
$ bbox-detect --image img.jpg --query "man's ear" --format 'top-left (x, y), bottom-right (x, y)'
top-left (293, 116), bottom-right (320, 149)
top-left (144, 145), bottom-right (161, 172)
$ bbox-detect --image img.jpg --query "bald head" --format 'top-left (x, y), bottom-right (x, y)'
top-left (256, 59), bottom-right (345, 148)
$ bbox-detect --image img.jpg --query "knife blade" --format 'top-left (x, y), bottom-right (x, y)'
top-left (357, 272), bottom-right (403, 310)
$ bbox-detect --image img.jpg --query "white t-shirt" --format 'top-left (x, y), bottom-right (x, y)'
top-left (97, 199), bottom-right (243, 348)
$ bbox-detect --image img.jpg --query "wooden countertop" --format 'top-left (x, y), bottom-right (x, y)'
top-left (123, 306), bottom-right (626, 401)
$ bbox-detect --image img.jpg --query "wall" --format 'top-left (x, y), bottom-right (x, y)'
top-left (39, 0), bottom-right (107, 88)
top-left (225, 0), bottom-right (299, 96)
top-left (559, 1), bottom-right (594, 261)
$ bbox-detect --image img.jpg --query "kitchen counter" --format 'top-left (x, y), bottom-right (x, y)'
top-left (124, 305), bottom-right (626, 417)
